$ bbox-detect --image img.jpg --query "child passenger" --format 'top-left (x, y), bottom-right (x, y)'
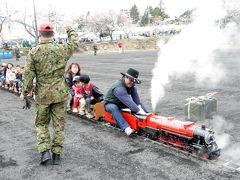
top-left (72, 76), bottom-right (85, 114)
top-left (79, 74), bottom-right (104, 118)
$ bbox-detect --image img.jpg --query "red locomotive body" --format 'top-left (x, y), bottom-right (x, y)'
top-left (105, 110), bottom-right (220, 160)
top-left (146, 114), bottom-right (195, 137)
top-left (105, 112), bottom-right (195, 136)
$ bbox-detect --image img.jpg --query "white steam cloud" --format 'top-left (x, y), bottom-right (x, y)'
top-left (151, 0), bottom-right (238, 111)
top-left (212, 116), bottom-right (240, 163)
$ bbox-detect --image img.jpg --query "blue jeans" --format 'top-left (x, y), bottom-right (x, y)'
top-left (104, 103), bottom-right (129, 130)
top-left (85, 98), bottom-right (98, 113)
top-left (104, 103), bottom-right (148, 130)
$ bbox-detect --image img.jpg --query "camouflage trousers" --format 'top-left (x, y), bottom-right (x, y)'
top-left (35, 101), bottom-right (66, 154)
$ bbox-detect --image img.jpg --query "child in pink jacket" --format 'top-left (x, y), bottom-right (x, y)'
top-left (72, 76), bottom-right (85, 115)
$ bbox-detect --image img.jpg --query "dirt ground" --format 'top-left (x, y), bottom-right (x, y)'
top-left (0, 50), bottom-right (240, 180)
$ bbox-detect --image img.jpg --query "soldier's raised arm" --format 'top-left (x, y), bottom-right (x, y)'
top-left (63, 22), bottom-right (80, 60)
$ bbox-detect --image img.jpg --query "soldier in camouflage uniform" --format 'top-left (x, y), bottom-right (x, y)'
top-left (20, 22), bottom-right (79, 165)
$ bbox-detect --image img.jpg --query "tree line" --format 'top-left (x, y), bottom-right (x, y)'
top-left (0, 2), bottom-right (240, 43)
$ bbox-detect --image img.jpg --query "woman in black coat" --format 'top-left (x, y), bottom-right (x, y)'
top-left (65, 63), bottom-right (81, 110)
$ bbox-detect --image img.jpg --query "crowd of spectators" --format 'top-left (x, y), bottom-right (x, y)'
top-left (0, 63), bottom-right (24, 92)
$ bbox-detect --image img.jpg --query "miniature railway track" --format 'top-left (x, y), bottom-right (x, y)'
top-left (1, 87), bottom-right (240, 174)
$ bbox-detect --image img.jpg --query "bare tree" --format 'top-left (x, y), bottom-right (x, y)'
top-left (0, 8), bottom-right (20, 41)
top-left (86, 13), bottom-right (106, 41)
top-left (13, 7), bottom-right (65, 43)
top-left (0, 15), bottom-right (7, 42)
top-left (0, 15), bottom-right (7, 34)
top-left (14, 10), bottom-right (37, 42)
top-left (74, 15), bottom-right (86, 31)
top-left (88, 11), bottom-right (127, 41)
top-left (82, 10), bottom-right (135, 41)
top-left (118, 10), bottom-right (134, 39)
top-left (0, 6), bottom-right (14, 34)
top-left (103, 11), bottom-right (119, 41)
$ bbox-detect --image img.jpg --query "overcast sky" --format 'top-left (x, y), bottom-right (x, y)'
top-left (1, 0), bottom-right (196, 18)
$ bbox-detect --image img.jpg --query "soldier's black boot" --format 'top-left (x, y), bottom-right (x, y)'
top-left (40, 150), bottom-right (51, 165)
top-left (52, 152), bottom-right (61, 165)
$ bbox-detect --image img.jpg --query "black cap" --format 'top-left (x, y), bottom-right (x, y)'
top-left (80, 75), bottom-right (90, 84)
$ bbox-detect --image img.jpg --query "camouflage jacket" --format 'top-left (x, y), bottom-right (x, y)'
top-left (22, 27), bottom-right (79, 104)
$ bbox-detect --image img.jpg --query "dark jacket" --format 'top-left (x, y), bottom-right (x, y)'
top-left (65, 72), bottom-right (80, 89)
top-left (65, 72), bottom-right (81, 96)
top-left (15, 72), bottom-right (22, 81)
top-left (104, 79), bottom-right (137, 109)
top-left (0, 69), bottom-right (5, 77)
top-left (92, 85), bottom-right (104, 102)
top-left (81, 83), bottom-right (104, 102)
top-left (15, 49), bottom-right (21, 58)
top-left (93, 45), bottom-right (98, 50)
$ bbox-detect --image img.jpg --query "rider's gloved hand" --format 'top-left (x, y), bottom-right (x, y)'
top-left (137, 105), bottom-right (147, 115)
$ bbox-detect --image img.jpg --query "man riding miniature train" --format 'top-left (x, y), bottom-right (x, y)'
top-left (72, 74), bottom-right (104, 118)
top-left (104, 68), bottom-right (148, 136)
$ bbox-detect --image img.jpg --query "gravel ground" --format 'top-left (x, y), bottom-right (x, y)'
top-left (0, 50), bottom-right (240, 180)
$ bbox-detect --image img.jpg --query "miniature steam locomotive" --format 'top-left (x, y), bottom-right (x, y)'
top-left (105, 109), bottom-right (221, 160)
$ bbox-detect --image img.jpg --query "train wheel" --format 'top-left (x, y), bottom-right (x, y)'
top-left (147, 134), bottom-right (158, 140)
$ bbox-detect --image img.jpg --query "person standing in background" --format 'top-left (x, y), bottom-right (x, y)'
top-left (93, 44), bottom-right (98, 56)
top-left (15, 47), bottom-right (21, 61)
top-left (117, 42), bottom-right (123, 53)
